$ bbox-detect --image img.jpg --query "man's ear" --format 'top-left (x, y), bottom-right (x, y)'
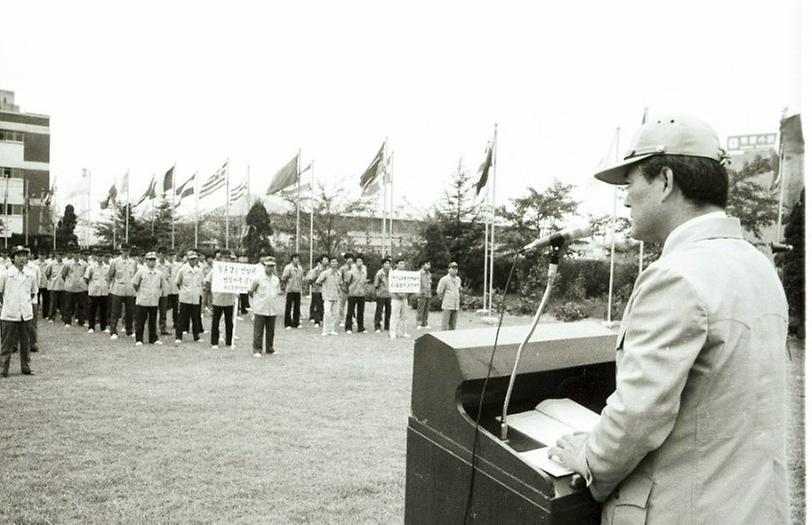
top-left (659, 166), bottom-right (676, 202)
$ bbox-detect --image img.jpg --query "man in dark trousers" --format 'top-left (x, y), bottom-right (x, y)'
top-left (0, 246), bottom-right (38, 378)
top-left (108, 244), bottom-right (138, 340)
top-left (281, 253), bottom-right (304, 329)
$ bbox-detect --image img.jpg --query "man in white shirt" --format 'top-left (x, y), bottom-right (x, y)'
top-left (132, 252), bottom-right (164, 346)
top-left (175, 250), bottom-right (204, 344)
top-left (24, 253), bottom-right (43, 353)
top-left (248, 257), bottom-right (282, 356)
top-left (84, 251), bottom-right (110, 334)
top-left (0, 246), bottom-right (38, 378)
top-left (108, 244), bottom-right (138, 340)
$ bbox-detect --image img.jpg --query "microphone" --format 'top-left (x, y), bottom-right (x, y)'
top-left (520, 226), bottom-right (592, 253)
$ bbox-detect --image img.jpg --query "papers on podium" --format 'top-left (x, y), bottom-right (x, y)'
top-left (505, 398), bottom-right (600, 477)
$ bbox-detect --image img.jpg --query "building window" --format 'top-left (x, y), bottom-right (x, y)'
top-left (0, 204), bottom-right (22, 215)
top-left (0, 167), bottom-right (23, 179)
top-left (0, 129), bottom-right (24, 143)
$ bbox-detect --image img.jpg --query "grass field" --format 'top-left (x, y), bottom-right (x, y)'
top-left (0, 307), bottom-right (805, 524)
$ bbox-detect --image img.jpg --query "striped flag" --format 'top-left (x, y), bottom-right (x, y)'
top-left (277, 181), bottom-right (312, 201)
top-left (175, 171), bottom-right (196, 203)
top-left (229, 176), bottom-right (249, 203)
top-left (200, 161), bottom-right (228, 199)
top-left (359, 143), bottom-right (384, 195)
top-left (133, 176), bottom-right (156, 208)
top-left (266, 154), bottom-right (299, 195)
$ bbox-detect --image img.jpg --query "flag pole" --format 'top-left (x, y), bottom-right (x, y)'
top-left (3, 175), bottom-right (8, 248)
top-left (171, 163), bottom-right (176, 251)
top-left (51, 178), bottom-right (56, 250)
top-left (225, 159), bottom-right (230, 250)
top-left (87, 169), bottom-right (92, 247)
top-left (482, 158), bottom-right (489, 310)
top-left (775, 142), bottom-right (786, 241)
top-left (151, 173), bottom-right (155, 237)
top-left (389, 151), bottom-right (395, 256)
top-left (607, 126), bottom-right (620, 324)
top-left (488, 123), bottom-right (497, 314)
top-left (23, 177), bottom-right (28, 245)
top-left (125, 169), bottom-right (130, 245)
top-left (194, 171), bottom-right (199, 249)
top-left (245, 164), bottom-right (251, 251)
top-left (382, 138), bottom-right (388, 254)
top-left (295, 150), bottom-right (301, 254)
top-left (309, 160), bottom-right (315, 270)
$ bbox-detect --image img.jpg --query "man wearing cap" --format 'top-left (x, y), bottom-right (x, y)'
top-left (175, 250), bottom-right (204, 344)
top-left (316, 255), bottom-right (341, 336)
top-left (436, 262), bottom-right (461, 330)
top-left (204, 249), bottom-right (237, 349)
top-left (60, 248), bottom-right (88, 327)
top-left (281, 253), bottom-right (304, 329)
top-left (155, 247), bottom-right (173, 335)
top-left (0, 246), bottom-right (37, 377)
top-left (84, 252), bottom-right (110, 334)
top-left (108, 244), bottom-right (138, 340)
top-left (132, 252), bottom-right (164, 346)
top-left (550, 114), bottom-right (789, 523)
top-left (248, 257), bottom-right (282, 356)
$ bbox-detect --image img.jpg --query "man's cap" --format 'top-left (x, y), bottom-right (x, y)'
top-left (10, 245), bottom-right (30, 257)
top-left (264, 257), bottom-right (277, 266)
top-left (144, 251), bottom-right (157, 259)
top-left (594, 113), bottom-right (727, 185)
top-left (120, 244), bottom-right (132, 251)
top-left (186, 251), bottom-right (199, 259)
top-left (448, 261), bottom-right (458, 268)
top-left (220, 249), bottom-right (233, 258)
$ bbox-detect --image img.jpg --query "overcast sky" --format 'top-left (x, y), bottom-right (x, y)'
top-left (1, 0), bottom-right (806, 223)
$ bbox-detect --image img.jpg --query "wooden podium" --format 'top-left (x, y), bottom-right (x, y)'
top-left (405, 322), bottom-right (617, 524)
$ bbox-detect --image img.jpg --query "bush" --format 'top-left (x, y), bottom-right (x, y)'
top-left (553, 301), bottom-right (589, 322)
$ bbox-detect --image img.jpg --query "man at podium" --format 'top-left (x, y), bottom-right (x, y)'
top-left (550, 114), bottom-right (790, 523)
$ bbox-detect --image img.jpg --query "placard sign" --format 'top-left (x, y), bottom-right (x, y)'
top-left (389, 270), bottom-right (421, 294)
top-left (211, 261), bottom-right (263, 294)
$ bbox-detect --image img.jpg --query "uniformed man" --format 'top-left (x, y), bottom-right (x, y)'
top-left (45, 251), bottom-right (64, 322)
top-left (175, 250), bottom-right (204, 344)
top-left (84, 251), bottom-right (110, 334)
top-left (60, 248), bottom-right (88, 327)
top-left (108, 244), bottom-right (138, 340)
top-left (436, 262), bottom-right (461, 330)
top-left (248, 257), bottom-right (282, 356)
top-left (204, 249), bottom-right (237, 349)
top-left (0, 246), bottom-right (37, 378)
top-left (132, 251), bottom-right (164, 346)
top-left (155, 247), bottom-right (173, 335)
top-left (24, 251), bottom-right (43, 352)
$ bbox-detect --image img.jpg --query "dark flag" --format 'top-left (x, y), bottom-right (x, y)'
top-left (359, 143), bottom-right (384, 194)
top-left (133, 177), bottom-right (156, 208)
top-left (474, 144), bottom-right (493, 195)
top-left (266, 154), bottom-right (299, 195)
top-left (100, 183), bottom-right (117, 209)
top-left (175, 172), bottom-right (196, 203)
top-left (162, 166), bottom-right (175, 194)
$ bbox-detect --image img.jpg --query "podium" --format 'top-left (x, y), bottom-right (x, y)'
top-left (405, 322), bottom-right (617, 524)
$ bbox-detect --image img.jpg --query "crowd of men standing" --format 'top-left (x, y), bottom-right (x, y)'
top-left (0, 243), bottom-right (464, 377)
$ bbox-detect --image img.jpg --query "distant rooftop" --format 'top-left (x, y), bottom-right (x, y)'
top-left (0, 90), bottom-right (20, 112)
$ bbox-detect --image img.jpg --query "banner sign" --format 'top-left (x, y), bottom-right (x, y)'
top-left (389, 270), bottom-right (421, 294)
top-left (211, 261), bottom-right (263, 294)
top-left (726, 133), bottom-right (777, 151)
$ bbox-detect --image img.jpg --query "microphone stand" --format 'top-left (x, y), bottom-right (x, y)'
top-left (499, 242), bottom-right (562, 441)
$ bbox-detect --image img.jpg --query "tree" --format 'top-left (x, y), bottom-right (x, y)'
top-left (94, 203), bottom-right (152, 250)
top-left (496, 182), bottom-right (580, 253)
top-left (777, 188), bottom-right (804, 337)
top-left (727, 153), bottom-right (779, 239)
top-left (56, 204), bottom-right (79, 248)
top-left (150, 198), bottom-right (176, 249)
top-left (243, 199), bottom-right (274, 259)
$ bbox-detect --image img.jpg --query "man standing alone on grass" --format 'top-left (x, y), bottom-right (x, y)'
top-left (108, 244), bottom-right (137, 340)
top-left (306, 255), bottom-right (328, 328)
top-left (132, 252), bottom-right (164, 346)
top-left (373, 257), bottom-right (392, 334)
top-left (345, 254), bottom-right (368, 334)
top-left (415, 260), bottom-right (432, 330)
top-left (84, 252), bottom-right (109, 334)
top-left (204, 249), bottom-right (237, 349)
top-left (549, 114), bottom-right (790, 523)
top-left (281, 253), bottom-right (304, 329)
top-left (437, 262), bottom-right (461, 331)
top-left (175, 251), bottom-right (204, 345)
top-left (316, 255), bottom-right (341, 336)
top-left (389, 258), bottom-right (411, 339)
top-left (249, 257), bottom-right (282, 356)
top-left (0, 246), bottom-right (37, 378)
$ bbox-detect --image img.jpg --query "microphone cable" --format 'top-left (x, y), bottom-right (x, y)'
top-left (462, 251), bottom-right (520, 524)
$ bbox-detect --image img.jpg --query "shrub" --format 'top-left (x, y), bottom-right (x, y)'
top-left (553, 301), bottom-right (589, 322)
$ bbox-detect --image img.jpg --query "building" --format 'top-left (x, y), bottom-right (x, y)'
top-left (0, 89), bottom-right (50, 246)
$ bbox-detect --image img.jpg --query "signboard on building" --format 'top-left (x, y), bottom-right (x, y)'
top-left (389, 270), bottom-right (421, 294)
top-left (211, 261), bottom-right (263, 294)
top-left (726, 133), bottom-right (777, 151)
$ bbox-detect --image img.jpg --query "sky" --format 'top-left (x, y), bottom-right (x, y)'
top-left (0, 0), bottom-right (807, 224)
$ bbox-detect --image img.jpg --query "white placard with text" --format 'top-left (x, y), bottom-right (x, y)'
top-left (211, 261), bottom-right (263, 294)
top-left (388, 270), bottom-right (420, 294)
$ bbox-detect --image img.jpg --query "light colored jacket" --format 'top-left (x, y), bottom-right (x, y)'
top-left (346, 265), bottom-right (367, 297)
top-left (108, 256), bottom-right (137, 296)
top-left (84, 262), bottom-right (110, 297)
top-left (61, 259), bottom-right (88, 293)
top-left (133, 267), bottom-right (163, 307)
top-left (281, 262), bottom-right (304, 293)
top-left (24, 262), bottom-right (42, 305)
top-left (306, 266), bottom-right (323, 293)
top-left (316, 268), bottom-right (341, 301)
top-left (374, 268), bottom-right (390, 298)
top-left (204, 269), bottom-right (237, 307)
top-left (0, 265), bottom-right (36, 321)
top-left (579, 217), bottom-right (789, 524)
top-left (176, 263), bottom-right (203, 304)
top-left (45, 260), bottom-right (64, 291)
top-left (249, 273), bottom-right (282, 316)
top-left (436, 274), bottom-right (461, 310)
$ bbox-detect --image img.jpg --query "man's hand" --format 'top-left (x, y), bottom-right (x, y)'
top-left (548, 432), bottom-right (589, 475)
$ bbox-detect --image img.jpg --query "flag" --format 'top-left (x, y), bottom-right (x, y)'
top-left (266, 154), bottom-right (299, 195)
top-left (474, 144), bottom-right (493, 195)
top-left (359, 143), bottom-right (384, 195)
top-left (162, 165), bottom-right (175, 194)
top-left (120, 171), bottom-right (130, 199)
top-left (68, 169), bottom-right (91, 199)
top-left (229, 176), bottom-right (249, 203)
top-left (100, 183), bottom-right (117, 209)
top-left (175, 171), bottom-right (196, 203)
top-left (200, 161), bottom-right (227, 199)
top-left (132, 176), bottom-right (156, 208)
top-left (361, 153), bottom-right (390, 197)
top-left (277, 181), bottom-right (312, 201)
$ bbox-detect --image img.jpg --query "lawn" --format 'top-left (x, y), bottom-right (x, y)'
top-left (0, 307), bottom-right (805, 524)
